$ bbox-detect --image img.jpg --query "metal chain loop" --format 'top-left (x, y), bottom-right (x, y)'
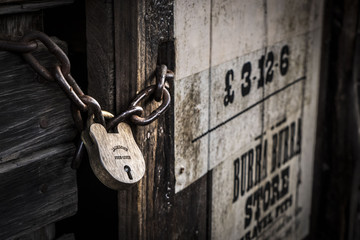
top-left (130, 85), bottom-right (171, 125)
top-left (54, 65), bottom-right (88, 111)
top-left (21, 31), bottom-right (71, 81)
top-left (79, 95), bottom-right (106, 127)
top-left (155, 64), bottom-right (174, 102)
top-left (0, 31), bottom-right (174, 169)
top-left (155, 65), bottom-right (167, 102)
top-left (106, 106), bottom-right (143, 131)
top-left (0, 40), bottom-right (37, 53)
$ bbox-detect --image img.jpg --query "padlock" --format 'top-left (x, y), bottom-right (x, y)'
top-left (82, 122), bottom-right (145, 190)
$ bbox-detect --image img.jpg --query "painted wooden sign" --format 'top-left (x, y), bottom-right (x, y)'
top-left (174, 0), bottom-right (324, 239)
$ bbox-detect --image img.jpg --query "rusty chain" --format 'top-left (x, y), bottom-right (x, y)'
top-left (0, 31), bottom-right (174, 169)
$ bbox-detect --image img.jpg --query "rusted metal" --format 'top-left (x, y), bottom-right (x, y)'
top-left (155, 65), bottom-right (167, 102)
top-left (0, 40), bottom-right (37, 53)
top-left (71, 109), bottom-right (114, 170)
top-left (130, 85), bottom-right (171, 125)
top-left (70, 95), bottom-right (106, 170)
top-left (80, 95), bottom-right (105, 127)
top-left (155, 65), bottom-right (174, 102)
top-left (70, 104), bottom-right (84, 131)
top-left (0, 31), bottom-right (173, 129)
top-left (53, 66), bottom-right (87, 111)
top-left (0, 30), bottom-right (174, 171)
top-left (65, 73), bottom-right (84, 97)
top-left (21, 31), bottom-right (71, 81)
top-left (106, 106), bottom-right (143, 131)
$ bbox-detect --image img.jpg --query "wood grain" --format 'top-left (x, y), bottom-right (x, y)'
top-left (84, 1), bottom-right (119, 238)
top-left (56, 233), bottom-right (75, 240)
top-left (0, 13), bottom-right (42, 40)
top-left (83, 122), bottom-right (145, 189)
top-left (0, 0), bottom-right (73, 15)
top-left (0, 21), bottom-right (78, 239)
top-left (85, 0), bottom-right (115, 113)
top-left (114, 0), bottom-right (139, 114)
top-left (0, 144), bottom-right (77, 240)
top-left (85, 0), bottom-right (209, 238)
top-left (15, 224), bottom-right (55, 240)
top-left (0, 41), bottom-right (76, 163)
top-left (115, 1), bottom-right (209, 239)
top-left (310, 0), bottom-right (360, 239)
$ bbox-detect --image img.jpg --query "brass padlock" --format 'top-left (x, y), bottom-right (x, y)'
top-left (82, 122), bottom-right (145, 189)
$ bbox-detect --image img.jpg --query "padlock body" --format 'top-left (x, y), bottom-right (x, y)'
top-left (82, 122), bottom-right (145, 189)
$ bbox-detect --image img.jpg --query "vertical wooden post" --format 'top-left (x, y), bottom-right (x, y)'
top-left (85, 1), bottom-right (118, 239)
top-left (311, 0), bottom-right (360, 239)
top-left (114, 1), bottom-right (209, 239)
top-left (86, 0), bottom-right (115, 113)
top-left (113, 1), bottom-right (142, 238)
top-left (86, 1), bottom-right (210, 238)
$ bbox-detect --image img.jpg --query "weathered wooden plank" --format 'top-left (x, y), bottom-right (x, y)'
top-left (56, 233), bottom-right (75, 240)
top-left (114, 2), bottom-right (143, 238)
top-left (308, 0), bottom-right (332, 239)
top-left (170, 175), bottom-right (209, 240)
top-left (0, 144), bottom-right (77, 240)
top-left (0, 41), bottom-right (76, 163)
top-left (87, 1), bottom-right (214, 239)
top-left (114, 0), bottom-right (210, 239)
top-left (15, 224), bottom-right (55, 240)
top-left (85, 0), bottom-right (208, 238)
top-left (0, 0), bottom-right (73, 15)
top-left (85, 0), bottom-right (115, 113)
top-left (83, 1), bottom-right (120, 239)
top-left (350, 51), bottom-right (360, 238)
top-left (0, 12), bottom-right (42, 40)
top-left (113, 0), bottom-right (138, 115)
top-left (0, 16), bottom-right (78, 239)
top-left (173, 1), bottom-right (324, 239)
top-left (310, 0), bottom-right (360, 239)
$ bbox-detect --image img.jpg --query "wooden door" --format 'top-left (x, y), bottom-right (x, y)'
top-left (1, 1), bottom-right (360, 240)
top-left (90, 1), bottom-right (323, 239)
top-left (84, 0), bottom-right (360, 239)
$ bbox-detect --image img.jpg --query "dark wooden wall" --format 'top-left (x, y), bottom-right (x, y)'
top-left (1, 1), bottom-right (360, 240)
top-left (0, 1), bottom-right (77, 240)
top-left (310, 0), bottom-right (360, 240)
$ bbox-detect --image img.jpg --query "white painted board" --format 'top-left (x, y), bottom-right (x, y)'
top-left (174, 0), bottom-right (324, 239)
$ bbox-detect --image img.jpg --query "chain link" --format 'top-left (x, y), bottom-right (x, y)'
top-left (54, 66), bottom-right (88, 111)
top-left (22, 31), bottom-right (71, 81)
top-left (155, 65), bottom-right (174, 102)
top-left (0, 31), bottom-right (174, 169)
top-left (0, 40), bottom-right (37, 53)
top-left (130, 85), bottom-right (171, 125)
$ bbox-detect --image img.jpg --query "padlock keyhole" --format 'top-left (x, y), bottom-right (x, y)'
top-left (124, 165), bottom-right (133, 180)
